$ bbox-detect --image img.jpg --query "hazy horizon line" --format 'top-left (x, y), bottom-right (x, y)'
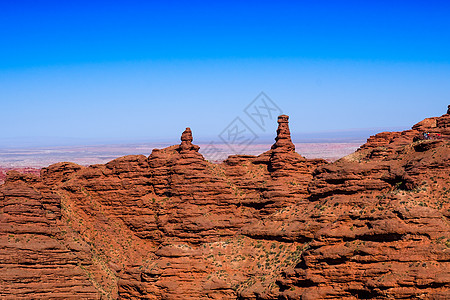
top-left (0, 125), bottom-right (410, 149)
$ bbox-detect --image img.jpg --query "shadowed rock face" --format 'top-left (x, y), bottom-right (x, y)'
top-left (1, 109), bottom-right (449, 299)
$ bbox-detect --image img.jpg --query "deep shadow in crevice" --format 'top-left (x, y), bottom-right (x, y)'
top-left (346, 288), bottom-right (380, 299)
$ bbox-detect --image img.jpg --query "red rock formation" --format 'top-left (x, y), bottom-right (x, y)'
top-left (0, 167), bottom-right (40, 185)
top-left (179, 127), bottom-right (200, 154)
top-left (1, 109), bottom-right (449, 299)
top-left (360, 105), bottom-right (450, 154)
top-left (0, 171), bottom-right (99, 299)
top-left (272, 115), bottom-right (295, 152)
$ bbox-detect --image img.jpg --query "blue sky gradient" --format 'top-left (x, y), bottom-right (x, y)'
top-left (1, 1), bottom-right (450, 146)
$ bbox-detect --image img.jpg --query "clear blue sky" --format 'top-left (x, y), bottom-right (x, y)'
top-left (1, 0), bottom-right (449, 146)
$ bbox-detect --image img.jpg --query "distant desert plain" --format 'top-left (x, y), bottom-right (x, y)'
top-left (0, 142), bottom-right (362, 184)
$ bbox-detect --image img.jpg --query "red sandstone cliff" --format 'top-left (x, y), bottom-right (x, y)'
top-left (1, 108), bottom-right (449, 299)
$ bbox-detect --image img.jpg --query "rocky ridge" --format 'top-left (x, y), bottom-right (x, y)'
top-left (1, 107), bottom-right (449, 299)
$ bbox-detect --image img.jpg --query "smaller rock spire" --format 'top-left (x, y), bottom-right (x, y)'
top-left (179, 127), bottom-right (200, 153)
top-left (447, 104), bottom-right (450, 115)
top-left (271, 115), bottom-right (295, 152)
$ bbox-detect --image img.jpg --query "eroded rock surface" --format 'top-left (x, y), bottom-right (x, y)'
top-left (1, 108), bottom-right (449, 299)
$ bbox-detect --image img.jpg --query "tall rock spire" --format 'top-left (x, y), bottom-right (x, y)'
top-left (271, 115), bottom-right (295, 152)
top-left (266, 114), bottom-right (315, 200)
top-left (268, 114), bottom-right (305, 176)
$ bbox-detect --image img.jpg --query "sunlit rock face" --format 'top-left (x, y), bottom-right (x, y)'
top-left (1, 109), bottom-right (449, 299)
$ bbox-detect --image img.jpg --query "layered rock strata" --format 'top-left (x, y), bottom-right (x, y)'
top-left (1, 107), bottom-right (449, 299)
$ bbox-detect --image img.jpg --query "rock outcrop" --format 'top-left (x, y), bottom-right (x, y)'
top-left (0, 172), bottom-right (99, 299)
top-left (1, 107), bottom-right (449, 299)
top-left (179, 127), bottom-right (200, 154)
top-left (0, 167), bottom-right (40, 185)
top-left (360, 106), bottom-right (450, 154)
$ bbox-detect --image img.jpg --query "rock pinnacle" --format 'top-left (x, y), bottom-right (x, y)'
top-left (179, 127), bottom-right (199, 153)
top-left (271, 115), bottom-right (295, 152)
